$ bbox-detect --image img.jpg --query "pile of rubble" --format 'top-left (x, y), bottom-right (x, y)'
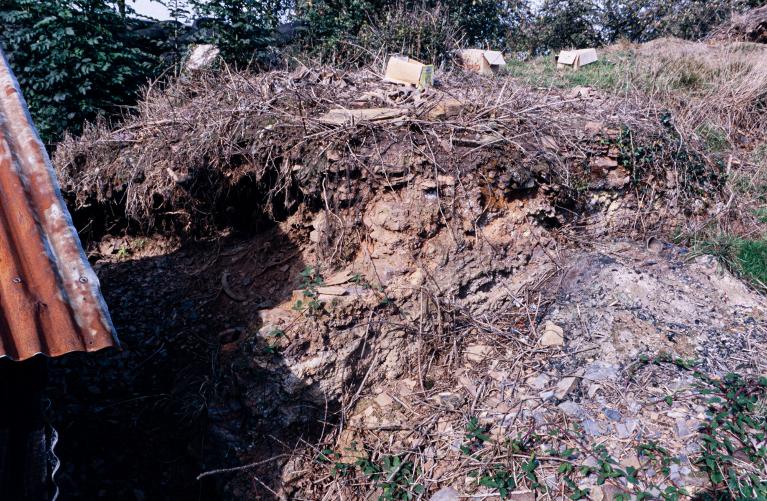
top-left (54, 64), bottom-right (714, 240)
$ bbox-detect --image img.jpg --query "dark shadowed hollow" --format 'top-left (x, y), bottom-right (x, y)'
top-left (44, 224), bottom-right (333, 500)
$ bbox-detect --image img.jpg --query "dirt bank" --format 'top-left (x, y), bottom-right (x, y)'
top-left (47, 63), bottom-right (766, 500)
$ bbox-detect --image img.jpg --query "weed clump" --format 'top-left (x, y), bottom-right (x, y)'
top-left (690, 235), bottom-right (767, 289)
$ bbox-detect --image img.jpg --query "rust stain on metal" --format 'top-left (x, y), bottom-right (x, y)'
top-left (0, 49), bottom-right (118, 360)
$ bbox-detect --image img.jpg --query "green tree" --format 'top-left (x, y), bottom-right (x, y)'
top-left (296, 0), bottom-right (534, 62)
top-left (188, 0), bottom-right (287, 68)
top-left (295, 0), bottom-right (382, 60)
top-left (529, 0), bottom-right (604, 53)
top-left (641, 0), bottom-right (761, 41)
top-left (0, 0), bottom-right (156, 143)
top-left (451, 0), bottom-right (528, 47)
top-left (601, 0), bottom-right (654, 42)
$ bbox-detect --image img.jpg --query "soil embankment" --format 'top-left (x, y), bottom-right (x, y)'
top-left (49, 61), bottom-right (765, 499)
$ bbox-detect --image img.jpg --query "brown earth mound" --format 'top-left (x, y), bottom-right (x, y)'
top-left (47, 67), bottom-right (758, 501)
top-left (54, 66), bottom-right (718, 242)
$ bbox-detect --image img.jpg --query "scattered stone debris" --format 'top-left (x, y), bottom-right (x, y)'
top-left (430, 486), bottom-right (459, 501)
top-left (554, 375), bottom-right (579, 399)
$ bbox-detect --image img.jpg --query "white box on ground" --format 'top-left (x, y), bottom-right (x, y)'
top-left (459, 49), bottom-right (507, 75)
top-left (557, 48), bottom-right (598, 70)
top-left (384, 56), bottom-right (434, 88)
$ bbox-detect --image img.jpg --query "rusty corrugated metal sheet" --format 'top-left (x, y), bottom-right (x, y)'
top-left (0, 48), bottom-right (118, 360)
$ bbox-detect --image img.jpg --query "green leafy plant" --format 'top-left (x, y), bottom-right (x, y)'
top-left (695, 373), bottom-right (767, 498)
top-left (476, 466), bottom-right (517, 498)
top-left (461, 416), bottom-right (491, 455)
top-left (187, 0), bottom-right (286, 68)
top-left (293, 265), bottom-right (325, 313)
top-left (0, 0), bottom-right (157, 142)
top-left (635, 352), bottom-right (767, 498)
top-left (353, 454), bottom-right (424, 500)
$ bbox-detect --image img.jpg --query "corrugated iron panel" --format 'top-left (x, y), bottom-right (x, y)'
top-left (0, 48), bottom-right (118, 360)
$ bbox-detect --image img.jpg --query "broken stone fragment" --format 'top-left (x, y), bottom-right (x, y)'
top-left (465, 344), bottom-right (493, 363)
top-left (600, 484), bottom-right (627, 501)
top-left (374, 392), bottom-right (394, 408)
top-left (584, 120), bottom-right (604, 134)
top-left (541, 135), bottom-right (559, 151)
top-left (582, 418), bottom-right (606, 436)
top-left (526, 373), bottom-right (550, 390)
top-left (185, 44), bottom-right (220, 71)
top-left (539, 320), bottom-right (564, 346)
top-left (583, 362), bottom-right (619, 382)
top-left (675, 418), bottom-right (692, 437)
top-left (409, 269), bottom-right (425, 286)
top-left (623, 453), bottom-right (641, 469)
top-left (554, 376), bottom-right (578, 399)
top-left (567, 86), bottom-right (591, 99)
top-left (539, 390), bottom-right (556, 401)
top-left (430, 486), bottom-right (459, 501)
top-left (508, 490), bottom-right (536, 501)
top-left (606, 167), bottom-right (630, 188)
top-left (558, 400), bottom-right (585, 418)
top-left (615, 418), bottom-right (638, 439)
top-left (433, 392), bottom-right (464, 410)
top-left (591, 156), bottom-right (619, 169)
top-left (425, 97), bottom-right (463, 120)
top-left (590, 485), bottom-right (605, 501)
top-left (319, 107), bottom-right (404, 125)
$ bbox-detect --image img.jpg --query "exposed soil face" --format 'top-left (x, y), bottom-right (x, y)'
top-left (47, 65), bottom-right (765, 499)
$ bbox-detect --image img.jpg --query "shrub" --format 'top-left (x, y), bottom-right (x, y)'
top-left (187, 0), bottom-right (287, 68)
top-left (0, 0), bottom-right (156, 143)
top-left (528, 0), bottom-right (604, 54)
top-left (355, 3), bottom-right (462, 66)
top-left (296, 0), bottom-right (530, 65)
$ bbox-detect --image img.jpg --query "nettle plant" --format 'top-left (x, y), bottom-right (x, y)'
top-left (317, 447), bottom-right (424, 500)
top-left (464, 423), bottom-right (688, 500)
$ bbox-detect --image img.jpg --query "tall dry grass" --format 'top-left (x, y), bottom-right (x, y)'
top-left (617, 38), bottom-right (767, 141)
top-left (613, 38), bottom-right (767, 284)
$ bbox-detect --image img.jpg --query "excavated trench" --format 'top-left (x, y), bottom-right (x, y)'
top-left (46, 67), bottom-right (766, 499)
top-left (46, 226), bottom-right (309, 500)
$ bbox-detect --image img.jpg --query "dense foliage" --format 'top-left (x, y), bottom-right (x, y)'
top-left (187, 0), bottom-right (287, 67)
top-left (0, 0), bottom-right (156, 143)
top-left (297, 0), bottom-right (767, 58)
top-left (295, 0), bottom-right (530, 60)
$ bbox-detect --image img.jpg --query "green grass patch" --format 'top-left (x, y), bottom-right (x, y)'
top-left (696, 123), bottom-right (730, 153)
top-left (737, 239), bottom-right (767, 286)
top-left (752, 144), bottom-right (767, 164)
top-left (694, 235), bottom-right (767, 288)
top-left (506, 52), bottom-right (631, 91)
